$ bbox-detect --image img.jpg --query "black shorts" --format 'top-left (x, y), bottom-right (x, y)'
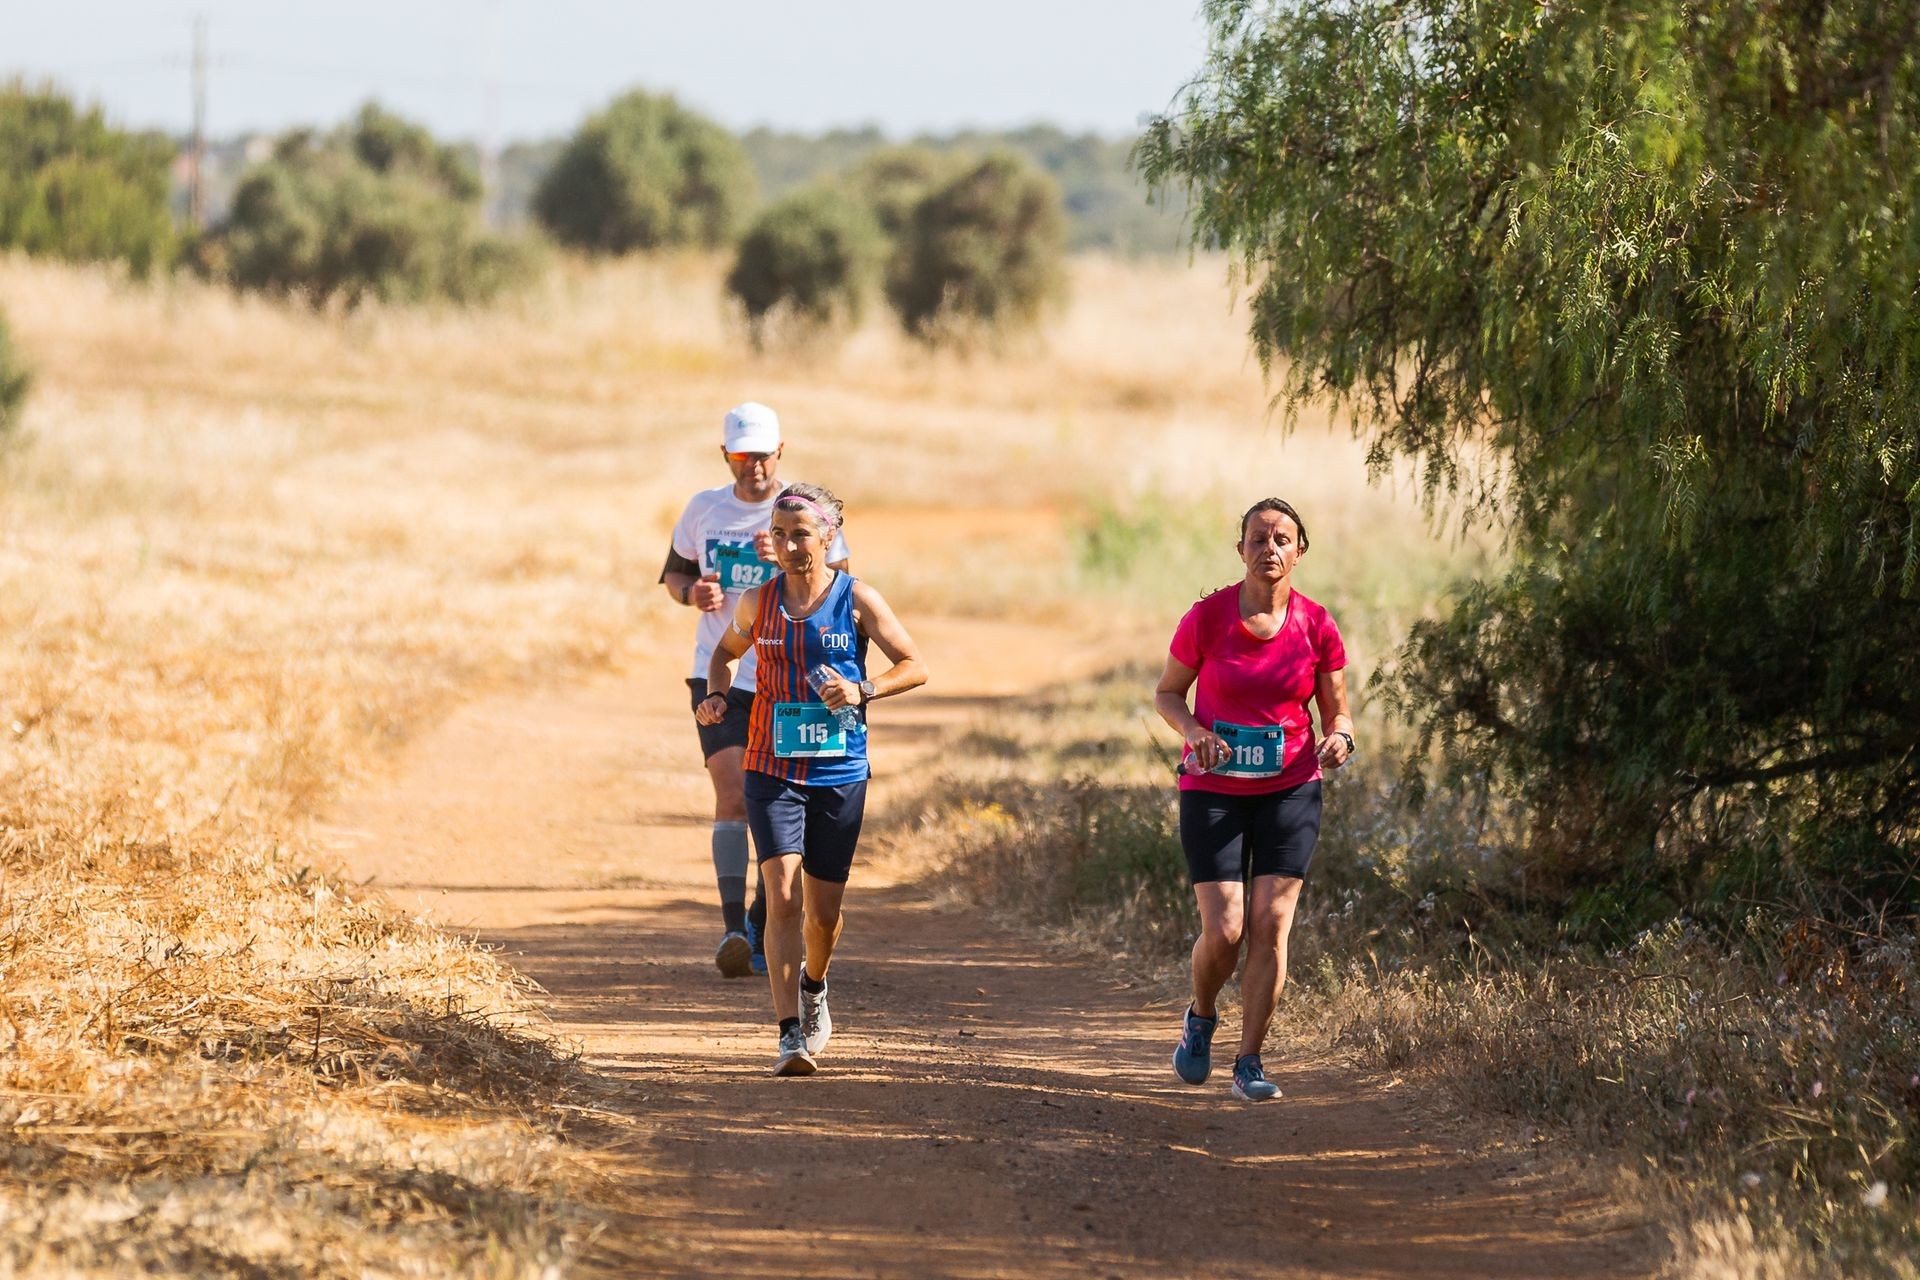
top-left (743, 771), bottom-right (868, 885)
top-left (1179, 781), bottom-right (1323, 884)
top-left (688, 679), bottom-right (754, 760)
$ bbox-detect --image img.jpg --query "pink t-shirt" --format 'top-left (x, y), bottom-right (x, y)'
top-left (1169, 585), bottom-right (1347, 795)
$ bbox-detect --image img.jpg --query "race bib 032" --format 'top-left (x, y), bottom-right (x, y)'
top-left (709, 540), bottom-right (774, 591)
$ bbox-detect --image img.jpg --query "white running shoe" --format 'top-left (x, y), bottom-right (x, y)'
top-left (799, 981), bottom-right (832, 1057)
top-left (772, 1024), bottom-right (816, 1077)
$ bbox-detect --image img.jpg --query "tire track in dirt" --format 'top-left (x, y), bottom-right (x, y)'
top-left (317, 613), bottom-right (1654, 1279)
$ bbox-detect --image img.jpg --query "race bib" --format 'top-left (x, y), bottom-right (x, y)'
top-left (773, 703), bottom-right (847, 758)
top-left (1213, 721), bottom-right (1285, 778)
top-left (709, 540), bottom-right (774, 591)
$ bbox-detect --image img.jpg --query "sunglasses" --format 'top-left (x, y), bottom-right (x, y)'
top-left (726, 450), bottom-right (775, 464)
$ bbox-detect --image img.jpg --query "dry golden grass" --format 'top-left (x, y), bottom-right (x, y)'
top-left (0, 248), bottom-right (1441, 1274)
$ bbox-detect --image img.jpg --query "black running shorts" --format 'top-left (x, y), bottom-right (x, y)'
top-left (743, 771), bottom-right (868, 885)
top-left (1179, 781), bottom-right (1323, 884)
top-left (688, 679), bottom-right (754, 760)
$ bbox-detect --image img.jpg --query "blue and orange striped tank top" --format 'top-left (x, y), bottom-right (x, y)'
top-left (743, 571), bottom-right (871, 785)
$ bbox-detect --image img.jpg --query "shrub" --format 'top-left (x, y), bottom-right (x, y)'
top-left (0, 81), bottom-right (176, 276)
top-left (533, 90), bottom-right (754, 253)
top-left (884, 153), bottom-right (1066, 343)
top-left (724, 186), bottom-right (882, 346)
top-left (0, 308), bottom-right (29, 439)
top-left (844, 145), bottom-right (959, 242)
top-left (200, 105), bottom-right (537, 308)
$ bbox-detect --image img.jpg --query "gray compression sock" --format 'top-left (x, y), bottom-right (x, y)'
top-left (713, 821), bottom-right (750, 934)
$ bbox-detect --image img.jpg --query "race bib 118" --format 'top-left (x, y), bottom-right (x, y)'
top-left (1212, 721), bottom-right (1285, 778)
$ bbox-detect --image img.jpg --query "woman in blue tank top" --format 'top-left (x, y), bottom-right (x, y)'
top-left (697, 481), bottom-right (928, 1076)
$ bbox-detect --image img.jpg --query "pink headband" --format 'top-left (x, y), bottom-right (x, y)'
top-left (775, 494), bottom-right (839, 533)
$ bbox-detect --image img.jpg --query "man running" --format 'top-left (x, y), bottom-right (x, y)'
top-left (661, 403), bottom-right (850, 979)
top-left (696, 481), bottom-right (927, 1075)
top-left (1154, 497), bottom-right (1353, 1101)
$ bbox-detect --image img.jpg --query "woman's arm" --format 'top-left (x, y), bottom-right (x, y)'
top-left (1313, 668), bottom-right (1355, 769)
top-left (695, 588), bottom-right (760, 724)
top-left (1155, 655), bottom-right (1230, 771)
top-left (821, 581), bottom-right (926, 710)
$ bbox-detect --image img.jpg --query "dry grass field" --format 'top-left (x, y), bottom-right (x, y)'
top-left (0, 251), bottom-right (1469, 1275)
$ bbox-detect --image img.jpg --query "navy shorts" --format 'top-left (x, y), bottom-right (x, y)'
top-left (743, 771), bottom-right (868, 885)
top-left (1179, 781), bottom-right (1323, 884)
top-left (688, 679), bottom-right (754, 760)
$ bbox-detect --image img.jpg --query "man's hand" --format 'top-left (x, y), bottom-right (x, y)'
top-left (753, 529), bottom-right (777, 563)
top-left (694, 694), bottom-right (729, 725)
top-left (690, 573), bottom-right (726, 611)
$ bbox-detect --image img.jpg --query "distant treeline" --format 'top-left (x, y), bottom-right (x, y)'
top-left (496, 124), bottom-right (1184, 257)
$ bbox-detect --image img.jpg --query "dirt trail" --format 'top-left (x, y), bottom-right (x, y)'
top-left (318, 612), bottom-right (1653, 1279)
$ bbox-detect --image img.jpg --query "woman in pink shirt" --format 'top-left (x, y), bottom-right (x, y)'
top-left (1153, 498), bottom-right (1355, 1101)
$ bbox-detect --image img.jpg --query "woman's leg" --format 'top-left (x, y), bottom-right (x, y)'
top-left (762, 853), bottom-right (806, 1021)
top-left (1190, 880), bottom-right (1246, 1018)
top-left (1237, 874), bottom-right (1305, 1059)
top-left (800, 873), bottom-right (846, 985)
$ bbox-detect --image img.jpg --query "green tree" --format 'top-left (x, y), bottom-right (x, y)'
top-left (0, 82), bottom-right (176, 276)
top-left (884, 153), bottom-right (1067, 343)
top-left (201, 104), bottom-right (537, 307)
top-left (533, 90), bottom-right (754, 253)
top-left (1141, 0), bottom-right (1920, 912)
top-left (0, 308), bottom-right (29, 440)
top-left (844, 145), bottom-right (960, 242)
top-left (725, 186), bottom-right (882, 347)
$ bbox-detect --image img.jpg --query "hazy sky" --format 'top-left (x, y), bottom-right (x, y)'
top-left (1, 2), bottom-right (1213, 143)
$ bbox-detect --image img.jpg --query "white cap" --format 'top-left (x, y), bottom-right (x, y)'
top-left (722, 402), bottom-right (782, 453)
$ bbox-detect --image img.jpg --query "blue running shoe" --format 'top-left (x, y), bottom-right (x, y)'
top-left (1172, 1005), bottom-right (1217, 1084)
top-left (746, 919), bottom-right (767, 976)
top-left (1231, 1054), bottom-right (1282, 1101)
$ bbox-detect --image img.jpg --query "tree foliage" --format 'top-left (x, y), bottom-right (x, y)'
top-left (725, 186), bottom-right (882, 347)
top-left (1142, 0), bottom-right (1920, 912)
top-left (0, 82), bottom-right (176, 276)
top-left (884, 153), bottom-right (1067, 343)
top-left (844, 145), bottom-right (961, 243)
top-left (532, 90), bottom-right (754, 253)
top-left (0, 308), bottom-right (30, 440)
top-left (201, 104), bottom-right (536, 307)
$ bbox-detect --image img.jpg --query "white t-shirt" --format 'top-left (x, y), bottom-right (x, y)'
top-left (669, 484), bottom-right (852, 690)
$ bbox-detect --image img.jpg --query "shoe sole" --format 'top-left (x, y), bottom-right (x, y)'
top-left (772, 1048), bottom-right (817, 1077)
top-left (1231, 1082), bottom-right (1282, 1101)
top-left (715, 934), bottom-right (753, 979)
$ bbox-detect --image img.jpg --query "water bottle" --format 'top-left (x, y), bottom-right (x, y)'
top-left (1177, 752), bottom-right (1226, 777)
top-left (807, 664), bottom-right (864, 734)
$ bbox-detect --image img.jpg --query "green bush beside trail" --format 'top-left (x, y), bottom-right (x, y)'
top-left (199, 104), bottom-right (538, 308)
top-left (533, 90), bottom-right (755, 254)
top-left (0, 82), bottom-right (176, 276)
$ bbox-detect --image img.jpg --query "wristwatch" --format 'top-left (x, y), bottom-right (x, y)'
top-left (1332, 730), bottom-right (1356, 755)
top-left (678, 581), bottom-right (692, 605)
top-left (859, 679), bottom-right (877, 703)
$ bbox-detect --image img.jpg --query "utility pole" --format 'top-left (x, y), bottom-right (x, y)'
top-left (187, 13), bottom-right (209, 230)
top-left (479, 0), bottom-right (506, 225)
